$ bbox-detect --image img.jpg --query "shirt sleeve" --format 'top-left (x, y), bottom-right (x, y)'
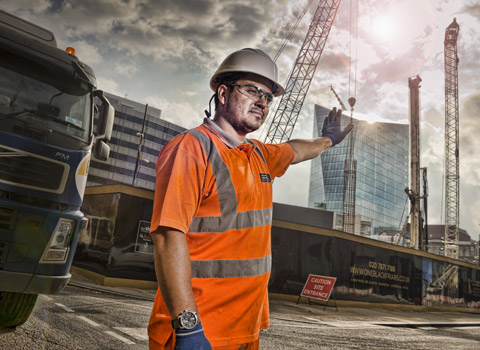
top-left (150, 133), bottom-right (207, 234)
top-left (251, 140), bottom-right (295, 179)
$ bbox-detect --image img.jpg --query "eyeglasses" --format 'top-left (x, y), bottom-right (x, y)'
top-left (229, 84), bottom-right (274, 106)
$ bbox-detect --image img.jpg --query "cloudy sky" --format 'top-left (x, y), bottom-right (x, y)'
top-left (3, 0), bottom-right (480, 240)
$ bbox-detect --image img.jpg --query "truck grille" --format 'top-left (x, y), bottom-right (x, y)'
top-left (13, 125), bottom-right (44, 141)
top-left (0, 146), bottom-right (68, 193)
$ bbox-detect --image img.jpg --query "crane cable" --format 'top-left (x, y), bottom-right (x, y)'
top-left (331, 0), bottom-right (358, 111)
top-left (273, 0), bottom-right (315, 62)
top-left (348, 0), bottom-right (359, 101)
top-left (258, 0), bottom-right (314, 141)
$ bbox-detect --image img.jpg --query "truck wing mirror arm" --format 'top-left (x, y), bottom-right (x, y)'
top-left (93, 90), bottom-right (114, 143)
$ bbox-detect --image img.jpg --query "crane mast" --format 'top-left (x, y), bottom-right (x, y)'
top-left (342, 121), bottom-right (357, 234)
top-left (265, 0), bottom-right (342, 144)
top-left (330, 86), bottom-right (357, 234)
top-left (443, 18), bottom-right (460, 259)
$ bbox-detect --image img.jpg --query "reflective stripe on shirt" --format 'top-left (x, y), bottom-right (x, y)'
top-left (191, 255), bottom-right (272, 278)
top-left (187, 128), bottom-right (272, 234)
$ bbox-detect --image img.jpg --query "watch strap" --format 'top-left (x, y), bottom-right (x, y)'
top-left (171, 316), bottom-right (181, 330)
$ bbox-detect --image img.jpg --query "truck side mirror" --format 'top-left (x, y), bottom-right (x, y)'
top-left (94, 140), bottom-right (110, 161)
top-left (93, 90), bottom-right (114, 142)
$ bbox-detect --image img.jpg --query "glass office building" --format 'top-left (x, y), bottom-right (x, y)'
top-left (88, 92), bottom-right (186, 191)
top-left (308, 105), bottom-right (409, 236)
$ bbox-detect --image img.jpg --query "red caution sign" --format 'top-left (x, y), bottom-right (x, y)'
top-left (300, 274), bottom-right (336, 302)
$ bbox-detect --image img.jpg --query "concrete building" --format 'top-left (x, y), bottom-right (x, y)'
top-left (88, 92), bottom-right (186, 190)
top-left (426, 225), bottom-right (479, 265)
top-left (308, 105), bottom-right (409, 236)
top-left (366, 223), bottom-right (479, 265)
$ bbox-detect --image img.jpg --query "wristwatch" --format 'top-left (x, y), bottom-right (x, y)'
top-left (171, 310), bottom-right (200, 330)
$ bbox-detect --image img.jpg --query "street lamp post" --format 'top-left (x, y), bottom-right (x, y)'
top-left (132, 103), bottom-right (148, 186)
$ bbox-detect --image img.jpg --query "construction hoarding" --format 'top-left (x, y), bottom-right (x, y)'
top-left (270, 221), bottom-right (480, 308)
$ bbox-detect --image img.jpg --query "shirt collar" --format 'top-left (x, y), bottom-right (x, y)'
top-left (203, 118), bottom-right (245, 148)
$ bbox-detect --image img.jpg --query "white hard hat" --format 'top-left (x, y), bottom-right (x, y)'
top-left (209, 48), bottom-right (285, 96)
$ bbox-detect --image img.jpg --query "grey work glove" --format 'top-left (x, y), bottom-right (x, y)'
top-left (321, 107), bottom-right (354, 146)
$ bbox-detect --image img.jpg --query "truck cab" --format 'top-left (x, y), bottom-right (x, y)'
top-left (0, 10), bottom-right (114, 328)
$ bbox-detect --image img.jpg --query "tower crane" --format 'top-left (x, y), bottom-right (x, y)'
top-left (264, 0), bottom-right (359, 234)
top-left (264, 0), bottom-right (342, 144)
top-left (329, 86), bottom-right (357, 234)
top-left (443, 18), bottom-right (460, 259)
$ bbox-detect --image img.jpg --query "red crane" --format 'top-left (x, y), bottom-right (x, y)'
top-left (264, 0), bottom-right (342, 144)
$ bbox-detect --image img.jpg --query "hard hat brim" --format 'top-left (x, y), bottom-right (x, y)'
top-left (209, 48), bottom-right (285, 97)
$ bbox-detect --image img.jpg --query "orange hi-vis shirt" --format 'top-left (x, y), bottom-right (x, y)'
top-left (148, 118), bottom-right (295, 348)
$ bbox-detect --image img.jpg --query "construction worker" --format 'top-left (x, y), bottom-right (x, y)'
top-left (148, 48), bottom-right (353, 350)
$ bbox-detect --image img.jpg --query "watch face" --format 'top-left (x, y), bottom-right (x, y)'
top-left (180, 311), bottom-right (198, 329)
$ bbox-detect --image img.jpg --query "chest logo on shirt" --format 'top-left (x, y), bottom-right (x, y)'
top-left (259, 173), bottom-right (272, 183)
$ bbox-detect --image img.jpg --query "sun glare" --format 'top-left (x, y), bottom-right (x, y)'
top-left (372, 15), bottom-right (398, 42)
top-left (354, 112), bottom-right (386, 125)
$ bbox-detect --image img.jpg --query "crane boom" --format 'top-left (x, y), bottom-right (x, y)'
top-left (265, 0), bottom-right (342, 144)
top-left (329, 85), bottom-right (347, 110)
top-left (443, 18), bottom-right (460, 259)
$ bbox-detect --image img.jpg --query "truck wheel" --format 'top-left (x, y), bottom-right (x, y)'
top-left (0, 291), bottom-right (38, 329)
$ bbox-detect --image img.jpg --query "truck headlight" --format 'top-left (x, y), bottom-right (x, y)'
top-left (40, 219), bottom-right (74, 263)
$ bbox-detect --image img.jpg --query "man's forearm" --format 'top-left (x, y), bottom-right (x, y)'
top-left (152, 227), bottom-right (198, 318)
top-left (287, 137), bottom-right (332, 164)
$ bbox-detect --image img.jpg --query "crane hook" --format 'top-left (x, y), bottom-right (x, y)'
top-left (348, 97), bottom-right (356, 108)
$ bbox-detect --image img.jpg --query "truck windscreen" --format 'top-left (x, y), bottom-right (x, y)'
top-left (0, 59), bottom-right (92, 143)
